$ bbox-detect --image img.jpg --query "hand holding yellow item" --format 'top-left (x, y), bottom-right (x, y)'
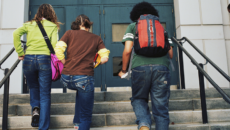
top-left (94, 53), bottom-right (101, 68)
top-left (94, 48), bottom-right (110, 68)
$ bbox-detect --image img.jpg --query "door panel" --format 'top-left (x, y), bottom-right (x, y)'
top-left (154, 5), bottom-right (179, 85)
top-left (103, 5), bottom-right (179, 87)
top-left (104, 6), bottom-right (134, 87)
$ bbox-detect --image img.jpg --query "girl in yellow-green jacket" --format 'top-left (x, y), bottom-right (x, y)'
top-left (13, 4), bottom-right (61, 130)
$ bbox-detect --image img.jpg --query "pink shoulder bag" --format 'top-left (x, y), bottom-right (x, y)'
top-left (37, 21), bottom-right (64, 81)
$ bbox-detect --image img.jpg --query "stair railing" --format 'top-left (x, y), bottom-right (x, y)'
top-left (0, 40), bottom-right (26, 130)
top-left (172, 37), bottom-right (230, 124)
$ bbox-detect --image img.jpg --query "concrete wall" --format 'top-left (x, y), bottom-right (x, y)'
top-left (0, 0), bottom-right (29, 94)
top-left (174, 0), bottom-right (230, 88)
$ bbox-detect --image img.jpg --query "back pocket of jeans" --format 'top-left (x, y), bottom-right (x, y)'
top-left (23, 60), bottom-right (32, 71)
top-left (131, 69), bottom-right (145, 87)
top-left (157, 80), bottom-right (170, 90)
top-left (75, 80), bottom-right (89, 91)
top-left (38, 59), bottom-right (51, 70)
top-left (157, 70), bottom-right (170, 89)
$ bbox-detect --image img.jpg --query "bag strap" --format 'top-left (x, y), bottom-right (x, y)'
top-left (37, 21), bottom-right (55, 54)
top-left (125, 48), bottom-right (134, 80)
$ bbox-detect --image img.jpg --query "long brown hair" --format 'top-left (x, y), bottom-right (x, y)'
top-left (29, 4), bottom-right (62, 29)
top-left (71, 14), bottom-right (93, 30)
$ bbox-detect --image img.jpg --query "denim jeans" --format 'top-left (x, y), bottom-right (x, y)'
top-left (60, 74), bottom-right (95, 130)
top-left (23, 55), bottom-right (52, 130)
top-left (131, 65), bottom-right (171, 130)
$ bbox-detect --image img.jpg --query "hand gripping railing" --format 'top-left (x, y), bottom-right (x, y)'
top-left (172, 37), bottom-right (230, 124)
top-left (0, 40), bottom-right (25, 130)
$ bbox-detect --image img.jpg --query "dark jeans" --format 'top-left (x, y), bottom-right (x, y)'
top-left (23, 55), bottom-right (52, 130)
top-left (131, 65), bottom-right (171, 130)
top-left (61, 74), bottom-right (95, 130)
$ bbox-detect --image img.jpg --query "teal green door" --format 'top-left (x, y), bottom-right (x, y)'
top-left (103, 5), bottom-right (179, 87)
top-left (103, 6), bottom-right (133, 87)
top-left (29, 0), bottom-right (179, 90)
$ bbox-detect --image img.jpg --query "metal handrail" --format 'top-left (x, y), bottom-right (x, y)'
top-left (172, 37), bottom-right (230, 104)
top-left (0, 48), bottom-right (15, 69)
top-left (180, 37), bottom-right (230, 82)
top-left (2, 68), bottom-right (9, 130)
top-left (0, 59), bottom-right (21, 130)
top-left (0, 40), bottom-right (25, 130)
top-left (0, 59), bottom-right (21, 88)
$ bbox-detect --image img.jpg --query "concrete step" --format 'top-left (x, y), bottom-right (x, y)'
top-left (1, 98), bottom-right (230, 116)
top-left (1, 88), bottom-right (230, 105)
top-left (5, 122), bottom-right (230, 130)
top-left (1, 109), bottom-right (230, 129)
top-left (58, 122), bottom-right (230, 130)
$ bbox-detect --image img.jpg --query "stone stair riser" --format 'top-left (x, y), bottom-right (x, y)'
top-left (1, 99), bottom-right (230, 116)
top-left (1, 89), bottom-right (230, 105)
top-left (0, 110), bottom-right (230, 128)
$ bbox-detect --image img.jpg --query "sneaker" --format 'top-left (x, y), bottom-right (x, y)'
top-left (74, 125), bottom-right (79, 129)
top-left (140, 126), bottom-right (149, 130)
top-left (31, 107), bottom-right (40, 127)
top-left (74, 123), bottom-right (79, 130)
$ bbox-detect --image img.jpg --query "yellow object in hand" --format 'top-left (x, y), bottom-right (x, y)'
top-left (94, 53), bottom-right (101, 68)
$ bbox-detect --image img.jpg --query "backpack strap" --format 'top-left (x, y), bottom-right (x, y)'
top-left (37, 21), bottom-right (55, 54)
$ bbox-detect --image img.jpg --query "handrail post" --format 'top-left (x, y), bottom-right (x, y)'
top-left (22, 74), bottom-right (28, 93)
top-left (2, 68), bottom-right (10, 130)
top-left (198, 64), bottom-right (208, 124)
top-left (22, 41), bottom-right (29, 94)
top-left (171, 37), bottom-right (230, 104)
top-left (178, 41), bottom-right (186, 89)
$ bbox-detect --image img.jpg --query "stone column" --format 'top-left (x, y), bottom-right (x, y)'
top-left (0, 0), bottom-right (29, 94)
top-left (174, 0), bottom-right (229, 88)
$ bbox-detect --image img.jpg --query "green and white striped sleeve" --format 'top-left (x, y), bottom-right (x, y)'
top-left (121, 23), bottom-right (135, 44)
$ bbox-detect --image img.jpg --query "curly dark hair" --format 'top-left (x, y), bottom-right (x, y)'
top-left (71, 14), bottom-right (93, 30)
top-left (130, 2), bottom-right (159, 22)
top-left (228, 4), bottom-right (230, 10)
